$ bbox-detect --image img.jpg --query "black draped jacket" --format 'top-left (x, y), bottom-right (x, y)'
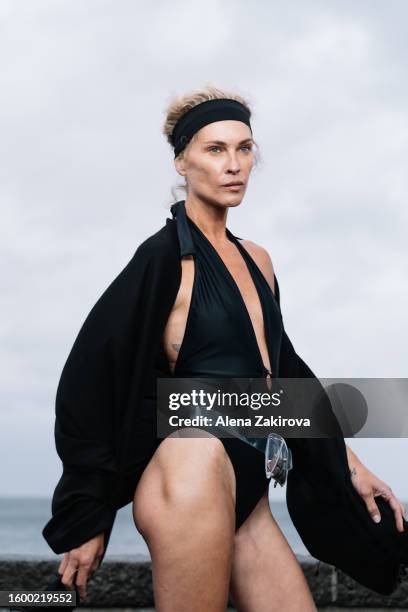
top-left (42, 202), bottom-right (408, 596)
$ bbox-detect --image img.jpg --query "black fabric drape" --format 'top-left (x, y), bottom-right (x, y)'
top-left (43, 211), bottom-right (408, 595)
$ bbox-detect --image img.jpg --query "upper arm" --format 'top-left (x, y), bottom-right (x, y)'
top-left (238, 239), bottom-right (276, 296)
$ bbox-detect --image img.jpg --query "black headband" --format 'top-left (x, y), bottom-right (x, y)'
top-left (170, 98), bottom-right (252, 158)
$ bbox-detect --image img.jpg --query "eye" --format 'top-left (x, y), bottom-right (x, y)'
top-left (208, 144), bottom-right (253, 153)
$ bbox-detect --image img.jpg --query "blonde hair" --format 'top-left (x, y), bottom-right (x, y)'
top-left (162, 83), bottom-right (261, 203)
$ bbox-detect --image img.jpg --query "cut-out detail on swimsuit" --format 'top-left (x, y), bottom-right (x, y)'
top-left (170, 200), bottom-right (283, 379)
top-left (172, 254), bottom-right (196, 372)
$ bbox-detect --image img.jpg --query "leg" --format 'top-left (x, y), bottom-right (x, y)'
top-left (230, 490), bottom-right (317, 612)
top-left (132, 430), bottom-right (236, 612)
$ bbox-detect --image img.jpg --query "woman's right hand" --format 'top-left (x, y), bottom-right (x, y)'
top-left (58, 532), bottom-right (105, 603)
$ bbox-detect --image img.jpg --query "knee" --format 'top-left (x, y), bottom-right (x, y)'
top-left (133, 432), bottom-right (236, 535)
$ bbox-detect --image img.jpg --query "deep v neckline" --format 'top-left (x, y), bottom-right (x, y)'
top-left (185, 214), bottom-right (272, 377)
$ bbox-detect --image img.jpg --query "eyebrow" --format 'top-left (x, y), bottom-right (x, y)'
top-left (202, 138), bottom-right (254, 145)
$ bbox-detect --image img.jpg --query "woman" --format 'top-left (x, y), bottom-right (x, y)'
top-left (44, 86), bottom-right (408, 611)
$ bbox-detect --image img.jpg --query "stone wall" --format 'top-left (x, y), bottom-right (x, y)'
top-left (1, 555), bottom-right (407, 609)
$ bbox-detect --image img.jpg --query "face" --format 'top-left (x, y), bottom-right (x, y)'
top-left (174, 120), bottom-right (254, 208)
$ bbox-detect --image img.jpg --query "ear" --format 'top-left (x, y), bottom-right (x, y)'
top-left (174, 155), bottom-right (186, 177)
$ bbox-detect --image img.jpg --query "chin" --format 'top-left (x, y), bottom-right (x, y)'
top-left (197, 191), bottom-right (244, 209)
top-left (225, 198), bottom-right (243, 208)
top-left (223, 192), bottom-right (245, 206)
top-left (214, 195), bottom-right (243, 209)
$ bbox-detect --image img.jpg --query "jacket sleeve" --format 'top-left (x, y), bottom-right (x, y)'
top-left (40, 250), bottom-right (143, 556)
top-left (42, 239), bottom-right (159, 556)
top-left (274, 272), bottom-right (408, 596)
top-left (42, 311), bottom-right (118, 555)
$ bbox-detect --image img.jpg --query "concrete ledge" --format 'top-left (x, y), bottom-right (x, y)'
top-left (1, 555), bottom-right (407, 609)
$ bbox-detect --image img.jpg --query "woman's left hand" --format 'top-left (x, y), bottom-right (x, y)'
top-left (349, 461), bottom-right (406, 533)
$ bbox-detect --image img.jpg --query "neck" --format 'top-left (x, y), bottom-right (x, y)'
top-left (184, 194), bottom-right (229, 243)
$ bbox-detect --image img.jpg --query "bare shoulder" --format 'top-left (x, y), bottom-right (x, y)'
top-left (237, 239), bottom-right (275, 295)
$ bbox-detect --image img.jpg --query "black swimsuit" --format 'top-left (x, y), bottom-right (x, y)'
top-left (118, 200), bottom-right (284, 531)
top-left (170, 199), bottom-right (283, 529)
top-left (173, 202), bottom-right (282, 379)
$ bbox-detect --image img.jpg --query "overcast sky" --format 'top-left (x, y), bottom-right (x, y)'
top-left (1, 0), bottom-right (407, 505)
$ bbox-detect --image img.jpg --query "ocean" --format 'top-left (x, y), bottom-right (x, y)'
top-left (0, 494), bottom-right (312, 559)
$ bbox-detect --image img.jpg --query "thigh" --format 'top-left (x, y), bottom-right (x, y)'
top-left (150, 429), bottom-right (236, 496)
top-left (231, 491), bottom-right (316, 611)
top-left (132, 430), bottom-right (236, 532)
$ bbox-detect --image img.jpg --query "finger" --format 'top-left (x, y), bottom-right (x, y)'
top-left (365, 495), bottom-right (381, 523)
top-left (75, 563), bottom-right (92, 603)
top-left (58, 553), bottom-right (69, 576)
top-left (395, 498), bottom-right (406, 520)
top-left (61, 557), bottom-right (79, 590)
top-left (383, 494), bottom-right (405, 533)
top-left (91, 555), bottom-right (101, 573)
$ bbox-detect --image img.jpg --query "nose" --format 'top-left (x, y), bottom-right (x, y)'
top-left (226, 152), bottom-right (241, 174)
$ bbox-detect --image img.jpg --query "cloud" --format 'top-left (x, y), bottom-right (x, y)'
top-left (1, 0), bottom-right (407, 499)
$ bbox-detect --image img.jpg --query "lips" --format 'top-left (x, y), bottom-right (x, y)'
top-left (223, 182), bottom-right (243, 187)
